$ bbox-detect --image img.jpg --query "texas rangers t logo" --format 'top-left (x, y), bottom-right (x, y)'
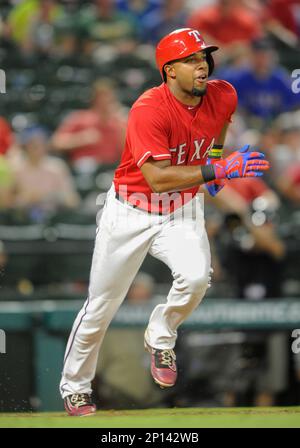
top-left (188, 30), bottom-right (203, 43)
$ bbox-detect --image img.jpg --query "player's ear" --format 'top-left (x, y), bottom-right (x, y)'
top-left (164, 64), bottom-right (176, 80)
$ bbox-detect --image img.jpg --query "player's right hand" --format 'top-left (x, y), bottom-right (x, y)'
top-left (213, 145), bottom-right (270, 180)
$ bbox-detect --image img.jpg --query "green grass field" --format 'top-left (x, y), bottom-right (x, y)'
top-left (0, 407), bottom-right (299, 428)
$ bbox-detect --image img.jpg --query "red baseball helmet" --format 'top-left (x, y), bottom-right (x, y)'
top-left (156, 28), bottom-right (219, 81)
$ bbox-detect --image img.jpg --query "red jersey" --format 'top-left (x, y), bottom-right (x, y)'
top-left (0, 117), bottom-right (13, 155)
top-left (266, 0), bottom-right (300, 37)
top-left (55, 110), bottom-right (126, 164)
top-left (113, 81), bottom-right (237, 213)
top-left (187, 5), bottom-right (262, 45)
top-left (225, 178), bottom-right (269, 203)
top-left (285, 164), bottom-right (300, 186)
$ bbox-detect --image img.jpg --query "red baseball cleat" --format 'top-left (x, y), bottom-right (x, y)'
top-left (64, 393), bottom-right (96, 416)
top-left (144, 340), bottom-right (177, 388)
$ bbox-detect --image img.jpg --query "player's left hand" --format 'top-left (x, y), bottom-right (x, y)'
top-left (214, 144), bottom-right (270, 180)
top-left (205, 179), bottom-right (224, 197)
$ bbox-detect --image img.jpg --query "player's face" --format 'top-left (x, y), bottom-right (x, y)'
top-left (167, 51), bottom-right (209, 98)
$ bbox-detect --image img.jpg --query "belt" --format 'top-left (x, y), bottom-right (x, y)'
top-left (115, 192), bottom-right (165, 216)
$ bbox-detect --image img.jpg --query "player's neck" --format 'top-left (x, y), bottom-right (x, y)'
top-left (166, 83), bottom-right (202, 107)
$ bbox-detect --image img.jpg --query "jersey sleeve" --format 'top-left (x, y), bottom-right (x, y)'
top-left (127, 106), bottom-right (171, 168)
top-left (221, 80), bottom-right (238, 122)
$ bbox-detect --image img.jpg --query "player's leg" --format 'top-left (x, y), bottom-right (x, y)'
top-left (60, 187), bottom-right (156, 407)
top-left (146, 195), bottom-right (211, 387)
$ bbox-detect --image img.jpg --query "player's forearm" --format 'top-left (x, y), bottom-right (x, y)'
top-left (52, 133), bottom-right (81, 151)
top-left (244, 221), bottom-right (286, 260)
top-left (52, 129), bottom-right (100, 151)
top-left (266, 19), bottom-right (298, 47)
top-left (149, 164), bottom-right (206, 193)
top-left (142, 145), bottom-right (269, 194)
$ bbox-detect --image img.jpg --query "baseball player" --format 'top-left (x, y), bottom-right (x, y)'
top-left (60, 28), bottom-right (270, 416)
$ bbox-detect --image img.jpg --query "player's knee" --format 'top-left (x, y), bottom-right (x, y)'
top-left (174, 270), bottom-right (210, 295)
top-left (189, 273), bottom-right (209, 295)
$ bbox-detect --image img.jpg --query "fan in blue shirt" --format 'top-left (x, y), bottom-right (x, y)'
top-left (217, 39), bottom-right (300, 123)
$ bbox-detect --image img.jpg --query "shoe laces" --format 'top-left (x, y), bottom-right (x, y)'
top-left (70, 393), bottom-right (91, 407)
top-left (158, 349), bottom-right (176, 368)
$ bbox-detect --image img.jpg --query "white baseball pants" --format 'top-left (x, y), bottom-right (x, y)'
top-left (60, 185), bottom-right (211, 398)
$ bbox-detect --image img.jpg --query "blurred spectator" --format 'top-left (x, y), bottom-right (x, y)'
top-left (77, 0), bottom-right (139, 57)
top-left (53, 25), bottom-right (79, 61)
top-left (0, 240), bottom-right (8, 277)
top-left (126, 271), bottom-right (155, 302)
top-left (277, 164), bottom-right (300, 206)
top-left (0, 5), bottom-right (13, 44)
top-left (270, 111), bottom-right (300, 174)
top-left (264, 0), bottom-right (300, 48)
top-left (52, 1), bottom-right (82, 61)
top-left (272, 111), bottom-right (300, 205)
top-left (187, 0), bottom-right (263, 63)
top-left (0, 117), bottom-right (14, 155)
top-left (219, 39), bottom-right (300, 127)
top-left (141, 0), bottom-right (188, 44)
top-left (52, 79), bottom-right (127, 169)
top-left (116, 0), bottom-right (161, 21)
top-left (7, 0), bottom-right (62, 56)
top-left (0, 154), bottom-right (14, 210)
top-left (12, 126), bottom-right (80, 219)
top-left (218, 177), bottom-right (285, 298)
top-left (256, 124), bottom-right (281, 159)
